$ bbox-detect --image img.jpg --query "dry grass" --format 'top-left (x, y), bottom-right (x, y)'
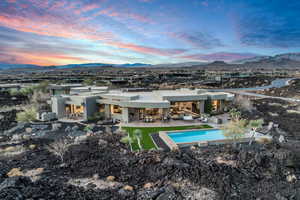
top-left (68, 177), bottom-right (123, 190)
top-left (0, 145), bottom-right (26, 157)
top-left (6, 167), bottom-right (44, 181)
top-left (24, 168), bottom-right (44, 181)
top-left (287, 110), bottom-right (300, 114)
top-left (123, 185), bottom-right (134, 191)
top-left (7, 168), bottom-right (24, 177)
top-left (256, 137), bottom-right (272, 144)
top-left (216, 156), bottom-right (237, 167)
top-left (268, 112), bottom-right (279, 117)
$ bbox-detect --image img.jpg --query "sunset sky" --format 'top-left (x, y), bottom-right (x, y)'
top-left (0, 0), bottom-right (299, 66)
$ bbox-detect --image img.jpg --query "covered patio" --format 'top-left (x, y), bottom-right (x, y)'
top-left (64, 104), bottom-right (84, 120)
top-left (120, 119), bottom-right (219, 128)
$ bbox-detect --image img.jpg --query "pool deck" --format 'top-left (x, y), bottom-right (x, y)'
top-left (159, 129), bottom-right (272, 150)
top-left (119, 120), bottom-right (219, 128)
top-left (151, 133), bottom-right (170, 151)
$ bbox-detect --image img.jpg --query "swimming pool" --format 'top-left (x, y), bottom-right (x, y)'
top-left (167, 129), bottom-right (225, 143)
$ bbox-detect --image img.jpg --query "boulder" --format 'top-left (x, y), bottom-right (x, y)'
top-left (98, 139), bottom-right (108, 148)
top-left (0, 176), bottom-right (31, 191)
top-left (156, 186), bottom-right (176, 200)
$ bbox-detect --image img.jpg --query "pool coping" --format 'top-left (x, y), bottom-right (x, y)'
top-left (159, 128), bottom-right (271, 150)
top-left (159, 128), bottom-right (219, 150)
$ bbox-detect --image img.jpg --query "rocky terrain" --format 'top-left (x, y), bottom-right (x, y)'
top-left (242, 98), bottom-right (300, 140)
top-left (1, 80), bottom-right (300, 199)
top-left (0, 91), bottom-right (28, 132)
top-left (219, 77), bottom-right (273, 89)
top-left (256, 79), bottom-right (300, 98)
top-left (0, 119), bottom-right (300, 199)
top-left (0, 91), bottom-right (28, 107)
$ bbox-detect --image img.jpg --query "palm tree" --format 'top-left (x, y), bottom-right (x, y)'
top-left (133, 129), bottom-right (143, 150)
top-left (247, 119), bottom-right (264, 146)
top-left (223, 119), bottom-right (247, 148)
top-left (229, 108), bottom-right (241, 122)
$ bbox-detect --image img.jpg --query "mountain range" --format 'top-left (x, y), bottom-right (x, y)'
top-left (1, 53), bottom-right (300, 70)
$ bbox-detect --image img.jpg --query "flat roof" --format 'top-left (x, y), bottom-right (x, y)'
top-left (57, 88), bottom-right (234, 104)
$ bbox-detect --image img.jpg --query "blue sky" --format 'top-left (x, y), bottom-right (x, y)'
top-left (0, 0), bottom-right (299, 65)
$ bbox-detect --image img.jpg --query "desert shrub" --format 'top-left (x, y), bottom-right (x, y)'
top-left (34, 81), bottom-right (50, 93)
top-left (120, 136), bottom-right (132, 144)
top-left (83, 78), bottom-right (94, 86)
top-left (46, 139), bottom-right (72, 163)
top-left (88, 112), bottom-right (105, 121)
top-left (234, 95), bottom-right (254, 111)
top-left (16, 106), bottom-right (37, 122)
top-left (223, 119), bottom-right (247, 147)
top-left (31, 90), bottom-right (50, 104)
top-left (84, 125), bottom-right (93, 132)
top-left (9, 88), bottom-right (21, 96)
top-left (20, 87), bottom-right (34, 96)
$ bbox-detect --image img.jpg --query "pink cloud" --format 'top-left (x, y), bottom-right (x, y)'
top-left (7, 0), bottom-right (16, 3)
top-left (0, 46), bottom-right (89, 66)
top-left (0, 13), bottom-right (115, 42)
top-left (74, 3), bottom-right (100, 15)
top-left (95, 7), bottom-right (154, 24)
top-left (108, 41), bottom-right (186, 56)
top-left (49, 1), bottom-right (66, 10)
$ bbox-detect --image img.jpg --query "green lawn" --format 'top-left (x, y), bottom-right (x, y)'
top-left (122, 124), bottom-right (212, 151)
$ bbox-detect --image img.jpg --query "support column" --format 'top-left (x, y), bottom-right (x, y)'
top-left (122, 107), bottom-right (129, 123)
top-left (199, 101), bottom-right (205, 114)
top-left (219, 100), bottom-right (224, 112)
top-left (162, 108), bottom-right (169, 119)
top-left (104, 104), bottom-right (111, 119)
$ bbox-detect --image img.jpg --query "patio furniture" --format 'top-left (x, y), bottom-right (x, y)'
top-left (202, 118), bottom-right (208, 123)
top-left (183, 115), bottom-right (193, 121)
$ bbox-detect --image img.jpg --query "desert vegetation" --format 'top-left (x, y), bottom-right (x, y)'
top-left (16, 106), bottom-right (37, 122)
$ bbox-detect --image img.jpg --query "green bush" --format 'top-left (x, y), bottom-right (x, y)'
top-left (34, 81), bottom-right (50, 93)
top-left (204, 98), bottom-right (213, 114)
top-left (88, 112), bottom-right (105, 121)
top-left (9, 89), bottom-right (20, 96)
top-left (120, 136), bottom-right (132, 144)
top-left (20, 87), bottom-right (34, 96)
top-left (16, 107), bottom-right (37, 122)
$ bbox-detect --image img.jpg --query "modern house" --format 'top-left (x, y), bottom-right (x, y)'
top-left (0, 84), bottom-right (21, 92)
top-left (50, 88), bottom-right (234, 123)
top-left (48, 84), bottom-right (83, 96)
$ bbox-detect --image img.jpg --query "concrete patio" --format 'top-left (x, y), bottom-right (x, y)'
top-left (119, 119), bottom-right (218, 128)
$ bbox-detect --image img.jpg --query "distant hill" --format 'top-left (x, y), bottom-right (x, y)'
top-left (54, 63), bottom-right (111, 69)
top-left (231, 53), bottom-right (300, 64)
top-left (115, 63), bottom-right (152, 68)
top-left (1, 52), bottom-right (300, 71)
top-left (231, 56), bottom-right (271, 64)
top-left (150, 62), bottom-right (208, 68)
top-left (0, 63), bottom-right (41, 70)
top-left (0, 62), bottom-right (152, 70)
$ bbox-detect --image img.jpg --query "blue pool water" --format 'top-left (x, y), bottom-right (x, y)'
top-left (168, 129), bottom-right (225, 143)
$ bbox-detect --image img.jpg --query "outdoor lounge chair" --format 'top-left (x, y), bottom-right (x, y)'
top-left (183, 115), bottom-right (193, 121)
top-left (259, 122), bottom-right (274, 134)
